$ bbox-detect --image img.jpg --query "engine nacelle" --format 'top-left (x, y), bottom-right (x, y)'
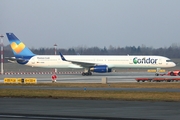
top-left (90, 65), bottom-right (112, 73)
top-left (17, 59), bottom-right (29, 64)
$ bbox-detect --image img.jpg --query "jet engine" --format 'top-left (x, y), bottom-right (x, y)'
top-left (90, 65), bottom-right (112, 73)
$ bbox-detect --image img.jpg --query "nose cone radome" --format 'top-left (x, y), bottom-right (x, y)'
top-left (172, 62), bottom-right (176, 67)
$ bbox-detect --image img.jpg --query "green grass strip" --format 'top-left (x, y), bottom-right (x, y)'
top-left (1, 89), bottom-right (180, 102)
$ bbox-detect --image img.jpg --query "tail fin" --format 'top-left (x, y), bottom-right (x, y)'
top-left (6, 33), bottom-right (35, 58)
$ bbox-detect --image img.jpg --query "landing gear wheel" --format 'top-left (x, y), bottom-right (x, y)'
top-left (82, 72), bottom-right (92, 76)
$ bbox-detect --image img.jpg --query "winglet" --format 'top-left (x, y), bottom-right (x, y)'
top-left (59, 52), bottom-right (67, 61)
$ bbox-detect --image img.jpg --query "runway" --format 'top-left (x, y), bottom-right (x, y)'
top-left (1, 72), bottom-right (180, 83)
top-left (0, 72), bottom-right (156, 83)
top-left (0, 98), bottom-right (180, 120)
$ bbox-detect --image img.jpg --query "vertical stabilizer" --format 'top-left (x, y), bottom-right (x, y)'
top-left (6, 33), bottom-right (35, 59)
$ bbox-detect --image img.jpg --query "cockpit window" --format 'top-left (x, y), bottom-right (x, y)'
top-left (166, 60), bottom-right (173, 62)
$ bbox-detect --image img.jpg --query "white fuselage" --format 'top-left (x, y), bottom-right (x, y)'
top-left (25, 55), bottom-right (176, 69)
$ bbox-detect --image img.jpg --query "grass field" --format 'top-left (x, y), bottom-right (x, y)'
top-left (1, 89), bottom-right (180, 102)
top-left (1, 83), bottom-right (180, 102)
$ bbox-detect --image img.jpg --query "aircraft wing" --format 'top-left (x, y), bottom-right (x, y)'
top-left (59, 52), bottom-right (100, 68)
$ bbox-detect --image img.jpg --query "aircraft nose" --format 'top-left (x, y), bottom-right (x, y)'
top-left (172, 62), bottom-right (176, 67)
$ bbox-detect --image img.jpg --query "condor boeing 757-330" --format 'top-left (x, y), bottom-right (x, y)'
top-left (6, 33), bottom-right (176, 76)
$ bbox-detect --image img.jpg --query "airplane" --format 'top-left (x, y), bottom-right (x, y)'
top-left (6, 33), bottom-right (176, 76)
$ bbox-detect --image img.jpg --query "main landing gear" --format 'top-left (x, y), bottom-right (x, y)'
top-left (82, 71), bottom-right (92, 76)
top-left (82, 69), bottom-right (92, 76)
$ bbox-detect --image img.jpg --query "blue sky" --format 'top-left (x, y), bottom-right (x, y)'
top-left (1, 0), bottom-right (180, 49)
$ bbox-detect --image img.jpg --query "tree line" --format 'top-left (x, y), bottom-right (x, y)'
top-left (3, 44), bottom-right (180, 62)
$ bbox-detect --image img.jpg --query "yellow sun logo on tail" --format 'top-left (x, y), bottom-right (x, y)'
top-left (11, 42), bottom-right (25, 54)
